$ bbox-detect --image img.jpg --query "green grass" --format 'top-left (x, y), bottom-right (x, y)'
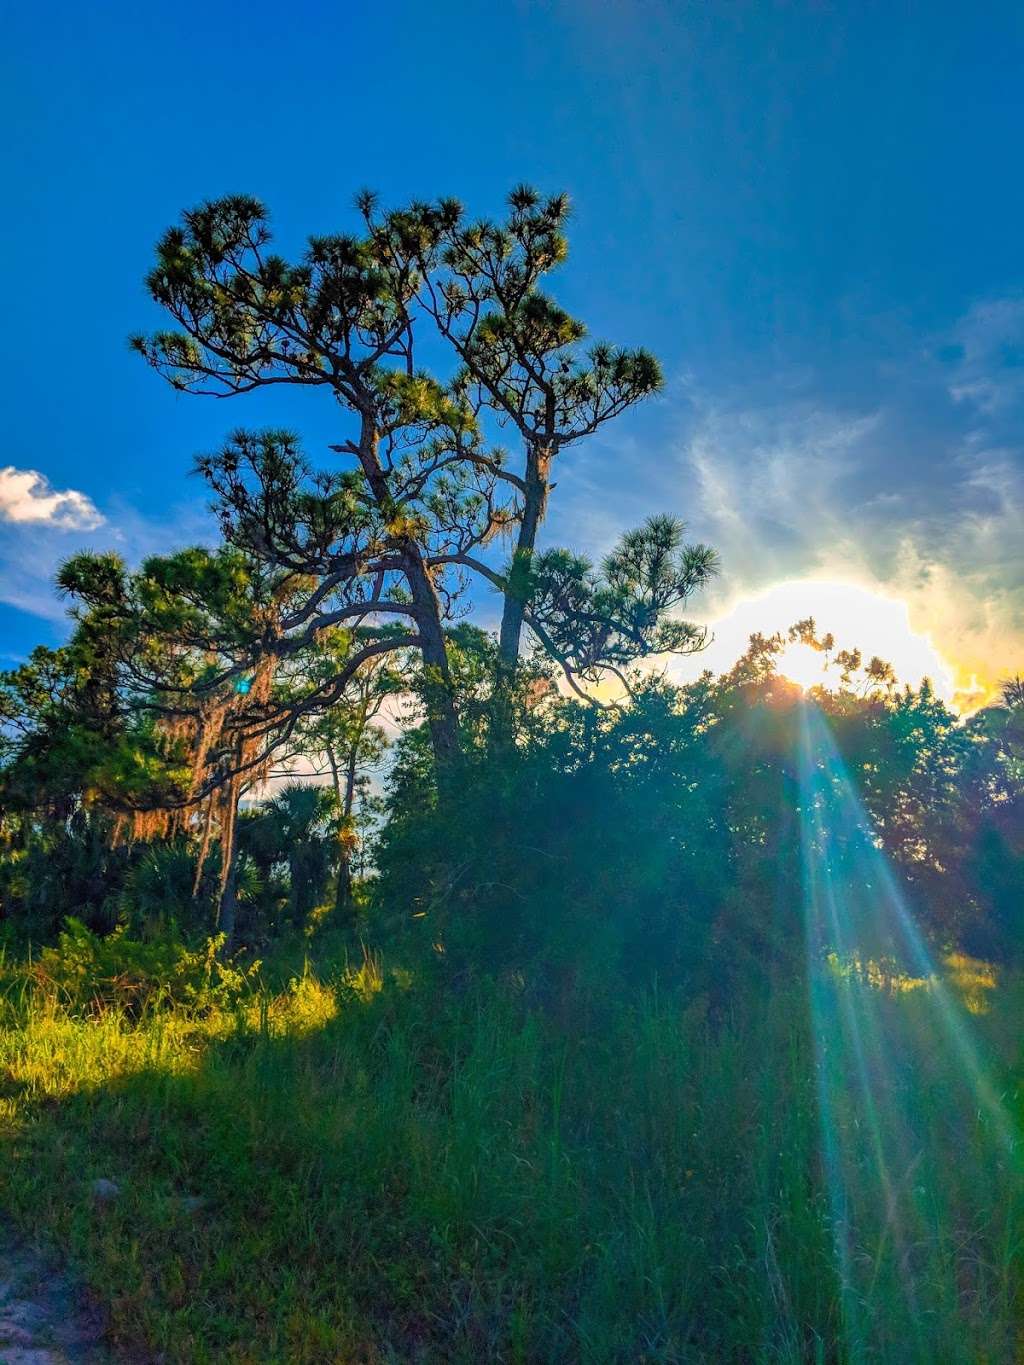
top-left (0, 952), bottom-right (1022, 1363)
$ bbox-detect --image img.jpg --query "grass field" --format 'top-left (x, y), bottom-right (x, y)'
top-left (0, 946), bottom-right (1021, 1363)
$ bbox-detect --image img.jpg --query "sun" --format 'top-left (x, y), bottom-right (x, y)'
top-left (683, 579), bottom-right (959, 702)
top-left (774, 640), bottom-right (832, 692)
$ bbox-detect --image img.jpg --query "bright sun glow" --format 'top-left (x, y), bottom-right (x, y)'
top-left (685, 578), bottom-right (960, 703)
top-left (775, 640), bottom-right (832, 692)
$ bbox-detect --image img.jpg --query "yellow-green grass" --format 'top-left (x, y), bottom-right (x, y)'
top-left (0, 957), bottom-right (1022, 1363)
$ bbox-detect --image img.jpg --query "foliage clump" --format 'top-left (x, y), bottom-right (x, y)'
top-left (22, 918), bottom-right (257, 1015)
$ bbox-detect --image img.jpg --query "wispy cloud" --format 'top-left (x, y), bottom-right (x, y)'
top-left (683, 393), bottom-right (880, 596)
top-left (0, 466), bottom-right (105, 531)
top-left (946, 296), bottom-right (1024, 417)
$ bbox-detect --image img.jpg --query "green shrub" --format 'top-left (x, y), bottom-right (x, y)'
top-left (24, 918), bottom-right (258, 1014)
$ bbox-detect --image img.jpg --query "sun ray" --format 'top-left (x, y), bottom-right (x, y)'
top-left (795, 701), bottom-right (1022, 1356)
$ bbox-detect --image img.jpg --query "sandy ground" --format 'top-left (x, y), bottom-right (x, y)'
top-left (0, 1222), bottom-right (108, 1364)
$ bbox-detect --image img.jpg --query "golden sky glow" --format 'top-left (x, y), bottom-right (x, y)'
top-left (682, 578), bottom-right (982, 708)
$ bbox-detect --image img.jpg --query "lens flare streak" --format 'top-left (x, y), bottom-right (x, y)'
top-left (796, 702), bottom-right (1020, 1359)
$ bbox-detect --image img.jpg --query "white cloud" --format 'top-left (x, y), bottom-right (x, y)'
top-left (0, 466), bottom-right (104, 531)
top-left (0, 494), bottom-right (215, 628)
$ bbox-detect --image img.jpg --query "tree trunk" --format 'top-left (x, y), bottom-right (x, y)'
top-left (215, 778), bottom-right (242, 952)
top-left (335, 845), bottom-right (354, 920)
top-left (288, 850), bottom-right (301, 926)
top-left (325, 744), bottom-right (352, 919)
top-left (492, 443), bottom-right (551, 747)
top-left (217, 825), bottom-right (239, 950)
top-left (354, 412), bottom-right (460, 783)
top-left (334, 744), bottom-right (358, 920)
top-left (404, 543), bottom-right (461, 783)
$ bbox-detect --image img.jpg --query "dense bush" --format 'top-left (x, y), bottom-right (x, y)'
top-left (14, 918), bottom-right (258, 1015)
top-left (379, 672), bottom-right (1024, 995)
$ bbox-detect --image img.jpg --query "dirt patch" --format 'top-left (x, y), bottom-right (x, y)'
top-left (0, 1221), bottom-right (108, 1364)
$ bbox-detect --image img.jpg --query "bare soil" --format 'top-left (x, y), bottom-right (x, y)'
top-left (0, 1222), bottom-right (108, 1365)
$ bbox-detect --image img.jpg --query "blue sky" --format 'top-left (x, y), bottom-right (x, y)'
top-left (3, 2), bottom-right (1023, 694)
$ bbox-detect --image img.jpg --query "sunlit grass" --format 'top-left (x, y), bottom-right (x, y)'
top-left (823, 952), bottom-right (998, 1013)
top-left (945, 951), bottom-right (999, 1014)
top-left (1, 947), bottom-right (1022, 1363)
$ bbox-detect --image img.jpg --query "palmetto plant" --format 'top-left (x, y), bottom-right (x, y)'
top-left (118, 841), bottom-right (205, 937)
top-left (257, 782), bottom-right (340, 927)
